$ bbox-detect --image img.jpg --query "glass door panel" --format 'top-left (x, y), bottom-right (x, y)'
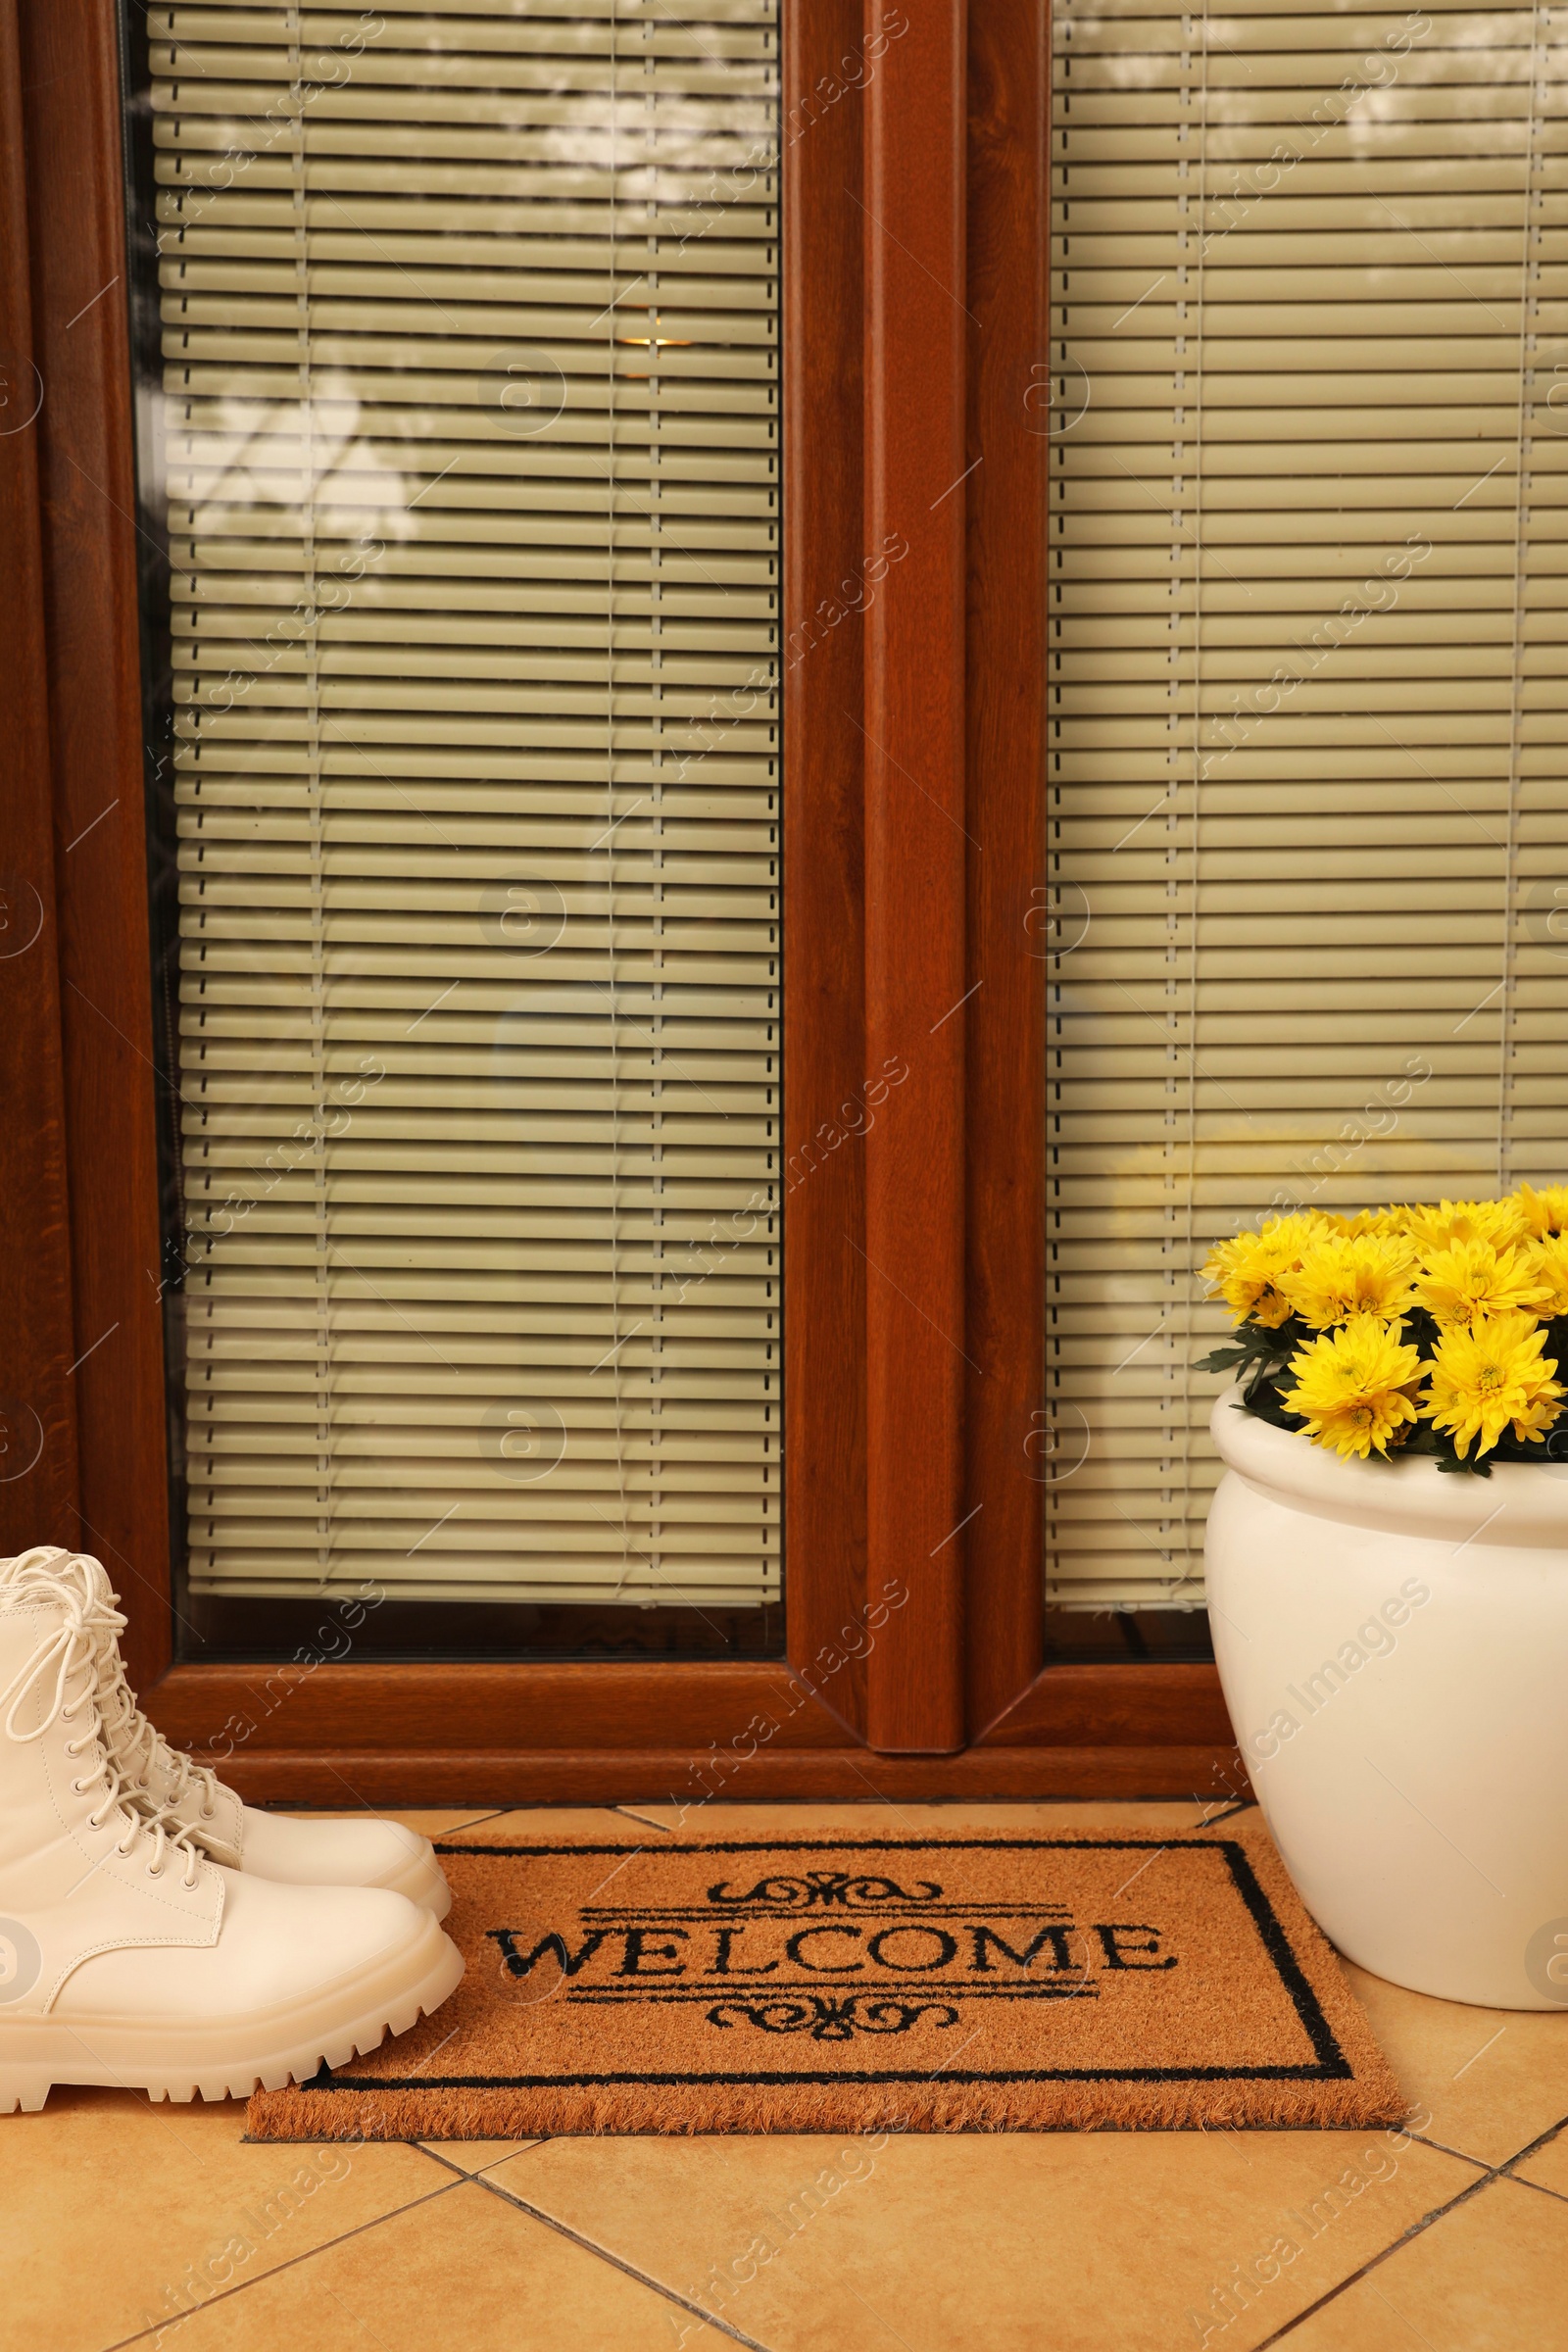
top-left (1046, 0), bottom-right (1568, 1647)
top-left (120, 0), bottom-right (783, 1659)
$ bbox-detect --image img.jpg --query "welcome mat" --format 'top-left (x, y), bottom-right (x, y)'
top-left (247, 1826), bottom-right (1404, 2137)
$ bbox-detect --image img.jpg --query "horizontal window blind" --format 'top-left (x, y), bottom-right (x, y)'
top-left (1048, 0), bottom-right (1568, 1607)
top-left (147, 0), bottom-right (782, 1602)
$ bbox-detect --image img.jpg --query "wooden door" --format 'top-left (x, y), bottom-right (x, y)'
top-left (0, 0), bottom-right (1243, 1805)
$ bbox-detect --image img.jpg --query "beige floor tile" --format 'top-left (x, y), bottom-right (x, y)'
top-left (435, 1809), bottom-right (650, 1841)
top-left (0, 2084), bottom-right (435, 2352)
top-left (1340, 1961), bottom-right (1568, 2168)
top-left (281, 1807), bottom-right (640, 1842)
top-left (132, 2176), bottom-right (737, 2352)
top-left (1286, 2176), bottom-right (1568, 2351)
top-left (492, 2124), bottom-right (1476, 2352)
top-left (613, 1797), bottom-right (1233, 1835)
top-left (271, 1808), bottom-right (513, 1838)
top-left (1511, 2117), bottom-right (1568, 2201)
top-left (379, 1809), bottom-right (511, 1838)
top-left (419, 2138), bottom-right (545, 2178)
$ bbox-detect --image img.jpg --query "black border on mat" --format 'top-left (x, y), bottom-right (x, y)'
top-left (296, 1838), bottom-right (1356, 2092)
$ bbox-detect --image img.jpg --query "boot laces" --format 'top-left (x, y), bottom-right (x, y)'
top-left (5, 1546), bottom-right (220, 1829)
top-left (0, 1587), bottom-right (203, 1892)
top-left (94, 1629), bottom-right (220, 1829)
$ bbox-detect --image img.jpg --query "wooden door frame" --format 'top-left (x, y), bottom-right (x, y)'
top-left (0, 0), bottom-right (1246, 1805)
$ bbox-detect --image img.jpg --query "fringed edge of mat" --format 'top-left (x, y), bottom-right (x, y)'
top-left (247, 2067), bottom-right (1409, 2141)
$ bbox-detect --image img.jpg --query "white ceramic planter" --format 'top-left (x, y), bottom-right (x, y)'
top-left (1205, 1385), bottom-right (1568, 2009)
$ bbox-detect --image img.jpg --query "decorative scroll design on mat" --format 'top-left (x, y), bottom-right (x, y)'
top-left (708, 1995), bottom-right (960, 2040)
top-left (705, 1870), bottom-right (944, 1910)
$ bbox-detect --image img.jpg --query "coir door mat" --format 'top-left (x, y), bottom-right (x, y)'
top-left (247, 1825), bottom-right (1404, 2137)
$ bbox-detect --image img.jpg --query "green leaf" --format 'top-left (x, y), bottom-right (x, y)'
top-left (1237, 1368), bottom-right (1306, 1433)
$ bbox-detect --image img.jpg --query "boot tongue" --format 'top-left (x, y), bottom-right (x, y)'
top-left (160, 1776), bottom-right (245, 1866)
top-left (1, 1544), bottom-right (70, 1577)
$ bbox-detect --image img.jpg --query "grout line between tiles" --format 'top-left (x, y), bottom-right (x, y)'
top-left (612, 1804), bottom-right (677, 1832)
top-left (414, 2137), bottom-right (548, 2181)
top-left (1503, 2170), bottom-right (1568, 2207)
top-left (472, 2161), bottom-right (781, 2351)
top-left (1496, 2106), bottom-right (1568, 2183)
top-left (1254, 2110), bottom-right (1568, 2349)
top-left (1252, 2169), bottom-right (1496, 2349)
top-left (1400, 2131), bottom-right (1493, 2170)
top-left (97, 2180), bottom-right (463, 2352)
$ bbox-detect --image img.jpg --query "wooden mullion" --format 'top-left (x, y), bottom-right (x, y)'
top-left (963, 0), bottom-right (1050, 1730)
top-left (862, 0), bottom-right (969, 1753)
top-left (782, 0), bottom-right (871, 1732)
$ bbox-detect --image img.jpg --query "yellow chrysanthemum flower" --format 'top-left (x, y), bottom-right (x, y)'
top-left (1403, 1196), bottom-right (1531, 1253)
top-left (1518, 1182), bottom-right (1568, 1240)
top-left (1420, 1310), bottom-right (1565, 1458)
top-left (1279, 1235), bottom-right (1418, 1328)
top-left (1410, 1239), bottom-right (1552, 1325)
top-left (1202, 1214), bottom-right (1322, 1328)
top-left (1344, 1207), bottom-right (1402, 1238)
top-left (1282, 1317), bottom-right (1424, 1459)
top-left (1524, 1235), bottom-right (1568, 1322)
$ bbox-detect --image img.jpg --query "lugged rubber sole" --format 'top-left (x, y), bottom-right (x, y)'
top-left (0, 1911), bottom-right (464, 2113)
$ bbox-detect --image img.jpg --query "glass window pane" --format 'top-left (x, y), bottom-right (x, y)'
top-left (120, 0), bottom-right (783, 1660)
top-left (1046, 0), bottom-right (1568, 1625)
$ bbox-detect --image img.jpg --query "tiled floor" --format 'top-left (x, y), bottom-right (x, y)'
top-left (8, 1800), bottom-right (1568, 2352)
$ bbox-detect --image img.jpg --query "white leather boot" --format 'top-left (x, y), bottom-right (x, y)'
top-left (0, 1579), bottom-right (463, 2111)
top-left (0, 1550), bottom-right (450, 1919)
